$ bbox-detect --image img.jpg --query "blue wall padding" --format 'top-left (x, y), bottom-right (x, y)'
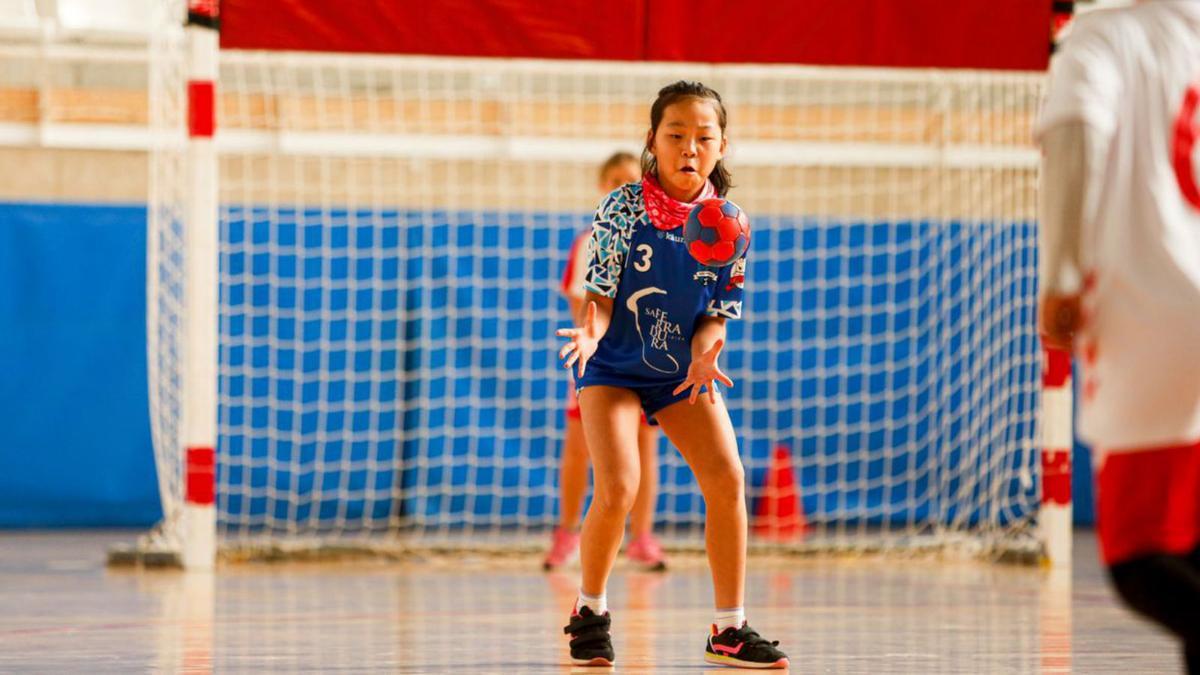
top-left (0, 202), bottom-right (1097, 528)
top-left (0, 202), bottom-right (162, 527)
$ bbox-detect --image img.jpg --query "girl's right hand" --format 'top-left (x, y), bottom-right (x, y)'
top-left (556, 301), bottom-right (600, 378)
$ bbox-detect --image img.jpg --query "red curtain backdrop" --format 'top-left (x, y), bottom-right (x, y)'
top-left (220, 0), bottom-right (1051, 71)
top-left (645, 0), bottom-right (1050, 70)
top-left (220, 0), bottom-right (646, 61)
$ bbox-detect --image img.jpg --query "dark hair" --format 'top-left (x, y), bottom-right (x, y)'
top-left (598, 151), bottom-right (638, 182)
top-left (641, 80), bottom-right (733, 197)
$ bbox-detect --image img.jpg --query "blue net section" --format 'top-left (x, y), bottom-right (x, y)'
top-left (218, 206), bottom-right (1040, 540)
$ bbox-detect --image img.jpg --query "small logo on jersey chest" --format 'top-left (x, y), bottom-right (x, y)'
top-left (694, 268), bottom-right (718, 285)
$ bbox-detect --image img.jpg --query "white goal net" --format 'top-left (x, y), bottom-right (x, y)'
top-left (147, 45), bottom-right (1045, 559)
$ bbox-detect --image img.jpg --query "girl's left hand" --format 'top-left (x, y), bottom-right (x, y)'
top-left (672, 339), bottom-right (735, 404)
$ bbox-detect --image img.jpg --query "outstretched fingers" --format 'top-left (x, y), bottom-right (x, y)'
top-left (559, 340), bottom-right (577, 360)
top-left (714, 367), bottom-right (734, 389)
top-left (564, 349), bottom-right (581, 371)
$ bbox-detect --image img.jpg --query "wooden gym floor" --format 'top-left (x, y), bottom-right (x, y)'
top-left (0, 530), bottom-right (1180, 673)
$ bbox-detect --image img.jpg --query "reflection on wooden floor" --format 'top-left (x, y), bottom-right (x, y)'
top-left (0, 531), bottom-right (1180, 673)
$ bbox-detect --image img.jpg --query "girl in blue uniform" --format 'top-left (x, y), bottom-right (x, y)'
top-left (557, 81), bottom-right (788, 670)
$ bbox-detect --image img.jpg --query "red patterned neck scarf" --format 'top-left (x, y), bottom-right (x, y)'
top-left (641, 172), bottom-right (716, 231)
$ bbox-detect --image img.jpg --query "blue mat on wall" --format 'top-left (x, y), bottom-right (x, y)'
top-left (0, 202), bottom-right (1096, 528)
top-left (0, 202), bottom-right (161, 527)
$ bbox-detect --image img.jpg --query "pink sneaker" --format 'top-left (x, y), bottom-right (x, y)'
top-left (626, 532), bottom-right (668, 571)
top-left (543, 527), bottom-right (580, 571)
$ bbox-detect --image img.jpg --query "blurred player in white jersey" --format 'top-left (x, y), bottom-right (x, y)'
top-left (544, 152), bottom-right (668, 572)
top-left (1037, 2), bottom-right (1200, 671)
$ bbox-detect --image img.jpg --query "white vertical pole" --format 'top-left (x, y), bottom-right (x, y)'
top-left (180, 0), bottom-right (219, 572)
top-left (1039, 346), bottom-right (1073, 568)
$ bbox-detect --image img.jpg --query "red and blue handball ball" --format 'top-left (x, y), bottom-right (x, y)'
top-left (683, 198), bottom-right (750, 267)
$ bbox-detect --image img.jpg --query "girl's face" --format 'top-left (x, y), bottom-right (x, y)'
top-left (647, 98), bottom-right (727, 201)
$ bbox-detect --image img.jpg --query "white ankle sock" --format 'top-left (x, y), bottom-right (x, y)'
top-left (576, 589), bottom-right (607, 615)
top-left (714, 607), bottom-right (745, 632)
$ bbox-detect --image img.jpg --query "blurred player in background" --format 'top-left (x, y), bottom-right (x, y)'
top-left (545, 152), bottom-right (669, 573)
top-left (1037, 3), bottom-right (1200, 672)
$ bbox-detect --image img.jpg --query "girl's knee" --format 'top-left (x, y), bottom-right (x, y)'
top-left (702, 463), bottom-right (745, 505)
top-left (593, 473), bottom-right (639, 513)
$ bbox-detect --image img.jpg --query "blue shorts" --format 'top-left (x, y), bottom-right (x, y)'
top-left (575, 376), bottom-right (694, 425)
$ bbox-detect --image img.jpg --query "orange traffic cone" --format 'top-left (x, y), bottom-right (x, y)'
top-left (752, 445), bottom-right (807, 542)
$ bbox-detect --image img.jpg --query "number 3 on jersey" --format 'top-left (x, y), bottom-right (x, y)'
top-left (633, 243), bottom-right (653, 272)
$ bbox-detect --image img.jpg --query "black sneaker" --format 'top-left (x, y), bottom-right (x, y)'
top-left (704, 622), bottom-right (789, 669)
top-left (563, 606), bottom-right (614, 667)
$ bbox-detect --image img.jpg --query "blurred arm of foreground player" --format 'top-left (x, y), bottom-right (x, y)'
top-left (1039, 120), bottom-right (1104, 351)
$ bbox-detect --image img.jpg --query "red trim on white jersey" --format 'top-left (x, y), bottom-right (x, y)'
top-left (1172, 78), bottom-right (1200, 211)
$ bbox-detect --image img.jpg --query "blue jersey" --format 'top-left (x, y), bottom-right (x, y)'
top-left (578, 182), bottom-right (746, 388)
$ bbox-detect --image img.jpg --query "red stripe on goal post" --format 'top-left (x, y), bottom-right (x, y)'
top-left (1039, 345), bottom-right (1073, 566)
top-left (1041, 346), bottom-right (1072, 507)
top-left (1042, 451), bottom-right (1071, 506)
top-left (186, 447), bottom-right (215, 506)
top-left (188, 81), bottom-right (215, 138)
top-left (1042, 346), bottom-right (1071, 388)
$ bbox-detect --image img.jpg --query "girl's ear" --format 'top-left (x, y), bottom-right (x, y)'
top-left (718, 134), bottom-right (728, 159)
top-left (645, 128), bottom-right (656, 155)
